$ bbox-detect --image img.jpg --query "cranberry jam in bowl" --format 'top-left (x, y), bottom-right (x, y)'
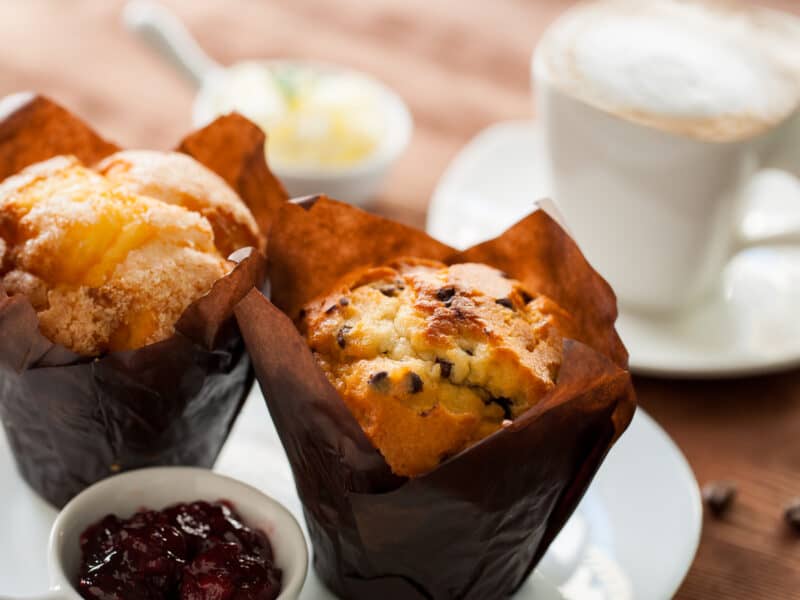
top-left (45, 468), bottom-right (307, 599)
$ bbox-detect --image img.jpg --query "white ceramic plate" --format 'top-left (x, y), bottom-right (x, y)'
top-left (1, 387), bottom-right (699, 599)
top-left (427, 120), bottom-right (800, 378)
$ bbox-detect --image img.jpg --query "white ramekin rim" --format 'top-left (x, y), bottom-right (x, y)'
top-left (47, 466), bottom-right (307, 599)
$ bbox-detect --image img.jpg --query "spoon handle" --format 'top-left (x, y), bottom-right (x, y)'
top-left (122, 0), bottom-right (222, 86)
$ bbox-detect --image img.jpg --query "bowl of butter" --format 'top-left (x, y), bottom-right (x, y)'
top-left (194, 60), bottom-right (411, 205)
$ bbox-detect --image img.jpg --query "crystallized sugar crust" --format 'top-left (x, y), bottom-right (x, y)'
top-left (0, 155), bottom-right (236, 355)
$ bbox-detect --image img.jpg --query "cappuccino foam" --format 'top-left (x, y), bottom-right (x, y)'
top-left (536, 0), bottom-right (800, 142)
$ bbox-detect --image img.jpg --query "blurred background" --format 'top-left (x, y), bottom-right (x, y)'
top-left (0, 0), bottom-right (789, 227)
top-left (2, 1), bottom-right (800, 598)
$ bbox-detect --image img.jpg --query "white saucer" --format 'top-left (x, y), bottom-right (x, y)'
top-left (427, 120), bottom-right (800, 378)
top-left (1, 388), bottom-right (700, 599)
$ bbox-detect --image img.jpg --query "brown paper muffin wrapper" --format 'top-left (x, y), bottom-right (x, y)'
top-left (0, 95), bottom-right (286, 507)
top-left (235, 196), bottom-right (636, 599)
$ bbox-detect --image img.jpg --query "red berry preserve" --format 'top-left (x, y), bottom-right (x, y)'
top-left (78, 500), bottom-right (282, 600)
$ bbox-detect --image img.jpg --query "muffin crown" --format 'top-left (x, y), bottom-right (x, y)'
top-left (303, 259), bottom-right (572, 477)
top-left (0, 155), bottom-right (233, 355)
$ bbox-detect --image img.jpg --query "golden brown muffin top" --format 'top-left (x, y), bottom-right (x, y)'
top-left (96, 150), bottom-right (264, 256)
top-left (0, 155), bottom-right (235, 356)
top-left (302, 258), bottom-right (572, 477)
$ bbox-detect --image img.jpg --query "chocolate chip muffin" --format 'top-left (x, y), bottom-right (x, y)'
top-left (302, 258), bottom-right (572, 477)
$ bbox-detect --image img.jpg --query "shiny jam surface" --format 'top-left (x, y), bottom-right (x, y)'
top-left (77, 500), bottom-right (282, 600)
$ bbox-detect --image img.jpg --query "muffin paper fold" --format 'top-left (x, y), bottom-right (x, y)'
top-left (235, 196), bottom-right (636, 600)
top-left (0, 95), bottom-right (284, 507)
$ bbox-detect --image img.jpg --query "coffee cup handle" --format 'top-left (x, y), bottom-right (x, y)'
top-left (734, 168), bottom-right (800, 250)
top-left (736, 113), bottom-right (800, 249)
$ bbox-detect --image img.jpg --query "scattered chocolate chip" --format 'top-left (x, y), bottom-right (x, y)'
top-left (486, 396), bottom-right (513, 420)
top-left (461, 346), bottom-right (474, 356)
top-left (339, 297), bottom-right (350, 306)
top-left (702, 481), bottom-right (737, 517)
top-left (406, 372), bottom-right (424, 394)
top-left (436, 286), bottom-right (456, 302)
top-left (336, 325), bottom-right (351, 348)
top-left (325, 304), bottom-right (338, 314)
top-left (784, 498), bottom-right (800, 533)
top-left (436, 358), bottom-right (453, 379)
top-left (520, 290), bottom-right (534, 304)
top-left (380, 286), bottom-right (396, 297)
top-left (495, 298), bottom-right (514, 309)
top-left (368, 371), bottom-right (389, 390)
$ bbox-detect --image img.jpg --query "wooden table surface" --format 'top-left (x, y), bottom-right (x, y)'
top-left (1, 1), bottom-right (799, 598)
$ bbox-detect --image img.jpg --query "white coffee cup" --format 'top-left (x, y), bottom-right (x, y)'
top-left (533, 0), bottom-right (800, 314)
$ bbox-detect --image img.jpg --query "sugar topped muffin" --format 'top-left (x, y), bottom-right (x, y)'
top-left (302, 258), bottom-right (572, 477)
top-left (0, 153), bottom-right (250, 356)
top-left (96, 150), bottom-right (263, 256)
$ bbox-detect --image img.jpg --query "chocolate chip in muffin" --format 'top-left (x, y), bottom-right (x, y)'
top-left (339, 297), bottom-right (350, 306)
top-left (395, 278), bottom-right (406, 290)
top-left (487, 396), bottom-right (513, 420)
top-left (520, 290), bottom-right (534, 305)
top-left (406, 372), bottom-right (424, 394)
top-left (369, 371), bottom-right (390, 391)
top-left (436, 286), bottom-right (456, 302)
top-left (435, 358), bottom-right (453, 379)
top-left (496, 298), bottom-right (514, 310)
top-left (337, 325), bottom-right (351, 348)
top-left (380, 286), bottom-right (396, 297)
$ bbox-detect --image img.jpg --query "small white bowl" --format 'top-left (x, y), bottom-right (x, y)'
top-left (15, 467), bottom-right (307, 600)
top-left (193, 59), bottom-right (413, 206)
